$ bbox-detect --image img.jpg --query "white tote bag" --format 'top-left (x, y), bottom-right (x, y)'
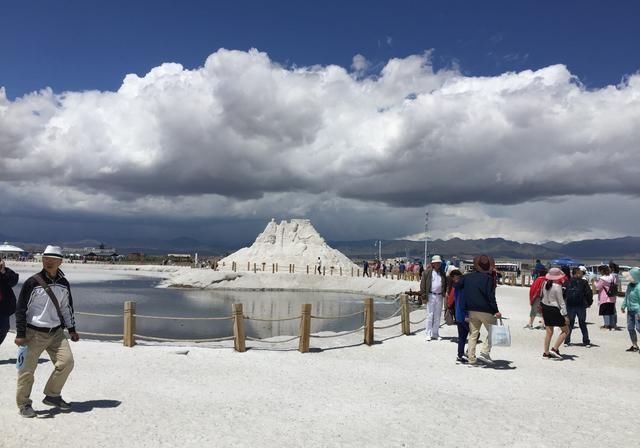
top-left (490, 318), bottom-right (511, 347)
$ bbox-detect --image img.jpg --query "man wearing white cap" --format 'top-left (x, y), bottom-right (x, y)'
top-left (420, 255), bottom-right (447, 340)
top-left (14, 245), bottom-right (79, 418)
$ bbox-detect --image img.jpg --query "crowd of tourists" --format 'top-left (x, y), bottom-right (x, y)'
top-left (418, 255), bottom-right (640, 364)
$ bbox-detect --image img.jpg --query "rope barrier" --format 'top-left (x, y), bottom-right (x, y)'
top-left (246, 335), bottom-right (300, 344)
top-left (373, 320), bottom-right (402, 330)
top-left (244, 315), bottom-right (301, 322)
top-left (134, 334), bottom-right (235, 342)
top-left (134, 314), bottom-right (233, 321)
top-left (410, 317), bottom-right (427, 325)
top-left (310, 310), bottom-right (364, 320)
top-left (376, 307), bottom-right (402, 321)
top-left (75, 312), bottom-right (123, 318)
top-left (310, 326), bottom-right (364, 339)
top-left (78, 331), bottom-right (123, 337)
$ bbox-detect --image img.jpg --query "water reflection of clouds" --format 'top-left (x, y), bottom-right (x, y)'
top-left (73, 284), bottom-right (397, 340)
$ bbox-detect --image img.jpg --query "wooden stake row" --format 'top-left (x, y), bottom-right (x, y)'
top-left (122, 294), bottom-right (414, 351)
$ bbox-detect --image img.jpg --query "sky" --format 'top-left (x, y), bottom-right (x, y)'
top-left (1, 0), bottom-right (640, 247)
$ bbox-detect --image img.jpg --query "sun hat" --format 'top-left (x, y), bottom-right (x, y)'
top-left (42, 245), bottom-right (63, 259)
top-left (473, 255), bottom-right (491, 272)
top-left (545, 267), bottom-right (565, 281)
top-left (578, 265), bottom-right (587, 273)
top-left (446, 264), bottom-right (458, 275)
top-left (431, 255), bottom-right (442, 263)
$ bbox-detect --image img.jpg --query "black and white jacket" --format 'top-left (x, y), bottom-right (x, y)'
top-left (16, 269), bottom-right (76, 338)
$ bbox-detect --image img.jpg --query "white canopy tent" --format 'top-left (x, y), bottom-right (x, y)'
top-left (0, 242), bottom-right (25, 258)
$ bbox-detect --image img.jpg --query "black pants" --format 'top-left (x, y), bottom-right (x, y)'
top-left (456, 322), bottom-right (469, 357)
top-left (567, 305), bottom-right (590, 344)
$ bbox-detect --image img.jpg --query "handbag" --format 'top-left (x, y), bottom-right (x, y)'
top-left (444, 308), bottom-right (455, 326)
top-left (490, 318), bottom-right (511, 347)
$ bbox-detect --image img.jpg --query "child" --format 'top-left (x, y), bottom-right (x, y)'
top-left (446, 269), bottom-right (468, 363)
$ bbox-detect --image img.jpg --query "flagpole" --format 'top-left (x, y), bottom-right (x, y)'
top-left (424, 210), bottom-right (429, 266)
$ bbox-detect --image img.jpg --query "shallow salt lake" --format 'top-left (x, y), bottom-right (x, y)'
top-left (12, 277), bottom-right (398, 340)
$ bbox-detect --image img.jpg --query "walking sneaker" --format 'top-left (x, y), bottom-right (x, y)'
top-left (436, 336), bottom-right (443, 341)
top-left (43, 395), bottom-right (72, 411)
top-left (479, 352), bottom-right (494, 364)
top-left (625, 346), bottom-right (639, 352)
top-left (19, 405), bottom-right (36, 418)
top-left (425, 336), bottom-right (432, 342)
top-left (584, 343), bottom-right (592, 348)
top-left (550, 348), bottom-right (562, 358)
top-left (543, 352), bottom-right (552, 359)
top-left (456, 356), bottom-right (468, 364)
top-left (523, 324), bottom-right (533, 329)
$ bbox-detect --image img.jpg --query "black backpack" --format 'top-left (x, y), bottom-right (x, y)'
top-left (564, 279), bottom-right (583, 307)
top-left (606, 278), bottom-right (618, 297)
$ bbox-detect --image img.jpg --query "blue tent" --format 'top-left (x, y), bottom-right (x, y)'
top-left (551, 257), bottom-right (582, 267)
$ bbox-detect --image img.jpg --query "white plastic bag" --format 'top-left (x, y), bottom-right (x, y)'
top-left (490, 319), bottom-right (511, 347)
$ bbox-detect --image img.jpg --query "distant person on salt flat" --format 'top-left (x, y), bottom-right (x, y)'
top-left (526, 267), bottom-right (547, 329)
top-left (540, 268), bottom-right (569, 359)
top-left (564, 267), bottom-right (593, 348)
top-left (14, 245), bottom-right (80, 418)
top-left (419, 255), bottom-right (447, 341)
top-left (596, 265), bottom-right (617, 330)
top-left (316, 257), bottom-right (322, 275)
top-left (456, 255), bottom-right (501, 364)
top-left (620, 267), bottom-right (640, 353)
top-left (532, 259), bottom-right (545, 279)
top-left (0, 258), bottom-right (19, 350)
top-left (363, 260), bottom-right (370, 277)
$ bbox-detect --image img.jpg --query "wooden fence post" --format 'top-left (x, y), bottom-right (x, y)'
top-left (351, 267), bottom-right (354, 277)
top-left (340, 267), bottom-right (342, 276)
top-left (123, 301), bottom-right (136, 347)
top-left (233, 303), bottom-right (246, 352)
top-left (276, 263), bottom-right (279, 273)
top-left (400, 294), bottom-right (410, 335)
top-left (253, 263), bottom-right (257, 273)
top-left (357, 269), bottom-right (360, 277)
top-left (298, 304), bottom-right (312, 353)
top-left (323, 266), bottom-right (326, 276)
top-left (247, 262), bottom-right (250, 271)
top-left (307, 265), bottom-right (309, 274)
top-left (364, 298), bottom-right (374, 346)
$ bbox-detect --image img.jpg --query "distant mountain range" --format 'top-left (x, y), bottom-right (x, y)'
top-left (3, 233), bottom-right (640, 262)
top-left (329, 236), bottom-right (640, 262)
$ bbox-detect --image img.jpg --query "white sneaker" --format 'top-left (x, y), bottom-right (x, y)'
top-left (425, 336), bottom-right (432, 342)
top-left (436, 336), bottom-right (443, 341)
top-left (479, 352), bottom-right (494, 364)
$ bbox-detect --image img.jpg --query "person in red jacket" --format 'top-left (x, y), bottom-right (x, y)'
top-left (525, 268), bottom-right (547, 329)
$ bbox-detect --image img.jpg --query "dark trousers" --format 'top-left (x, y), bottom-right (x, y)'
top-left (456, 322), bottom-right (469, 357)
top-left (567, 306), bottom-right (590, 344)
top-left (0, 315), bottom-right (10, 346)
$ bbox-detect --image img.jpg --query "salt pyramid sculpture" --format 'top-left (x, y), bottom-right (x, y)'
top-left (218, 219), bottom-right (358, 272)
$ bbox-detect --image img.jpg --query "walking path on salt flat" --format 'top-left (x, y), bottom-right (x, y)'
top-left (0, 284), bottom-right (637, 447)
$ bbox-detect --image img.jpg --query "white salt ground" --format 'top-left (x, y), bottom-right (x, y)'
top-left (1, 278), bottom-right (638, 447)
